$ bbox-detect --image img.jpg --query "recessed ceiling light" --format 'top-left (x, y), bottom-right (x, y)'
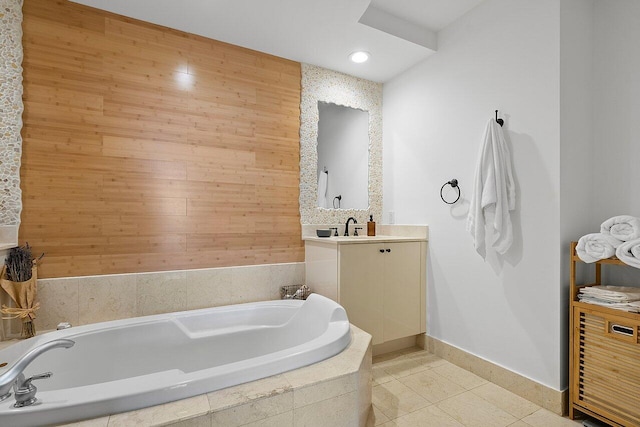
top-left (349, 51), bottom-right (370, 64)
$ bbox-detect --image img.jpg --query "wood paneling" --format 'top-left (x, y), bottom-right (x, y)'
top-left (20, 0), bottom-right (303, 278)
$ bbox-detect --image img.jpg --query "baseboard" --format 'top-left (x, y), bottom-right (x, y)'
top-left (425, 335), bottom-right (567, 416)
top-left (372, 336), bottom-right (418, 357)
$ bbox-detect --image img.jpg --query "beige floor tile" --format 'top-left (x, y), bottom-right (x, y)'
top-left (386, 405), bottom-right (465, 427)
top-left (520, 409), bottom-right (583, 427)
top-left (432, 361), bottom-right (488, 390)
top-left (399, 369), bottom-right (466, 403)
top-left (436, 391), bottom-right (518, 427)
top-left (471, 382), bottom-right (540, 419)
top-left (366, 404), bottom-right (390, 426)
top-left (372, 380), bottom-right (430, 420)
top-left (404, 351), bottom-right (447, 367)
top-left (373, 365), bottom-right (395, 386)
top-left (506, 421), bottom-right (531, 427)
top-left (376, 356), bottom-right (430, 379)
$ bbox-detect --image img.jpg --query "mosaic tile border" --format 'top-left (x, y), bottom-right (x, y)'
top-left (299, 63), bottom-right (382, 226)
top-left (0, 0), bottom-right (23, 236)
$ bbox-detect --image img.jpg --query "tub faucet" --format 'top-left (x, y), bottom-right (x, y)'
top-left (0, 338), bottom-right (75, 404)
top-left (344, 217), bottom-right (357, 236)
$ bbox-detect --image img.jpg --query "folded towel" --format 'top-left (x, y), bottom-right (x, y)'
top-left (576, 233), bottom-right (622, 263)
top-left (577, 295), bottom-right (640, 313)
top-left (601, 215), bottom-right (640, 241)
top-left (615, 238), bottom-right (640, 269)
top-left (580, 285), bottom-right (640, 302)
top-left (467, 119), bottom-right (515, 257)
top-left (316, 171), bottom-right (328, 208)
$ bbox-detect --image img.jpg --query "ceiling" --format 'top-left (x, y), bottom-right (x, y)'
top-left (70, 0), bottom-right (484, 82)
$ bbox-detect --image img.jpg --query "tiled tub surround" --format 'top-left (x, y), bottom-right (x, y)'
top-left (8, 325), bottom-right (371, 427)
top-left (0, 295), bottom-right (352, 426)
top-left (9, 262), bottom-right (304, 335)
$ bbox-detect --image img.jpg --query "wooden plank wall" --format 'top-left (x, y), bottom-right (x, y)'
top-left (20, 0), bottom-right (303, 278)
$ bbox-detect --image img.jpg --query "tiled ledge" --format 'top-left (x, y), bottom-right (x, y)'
top-left (60, 326), bottom-right (372, 427)
top-left (0, 262), bottom-right (305, 337)
top-left (422, 335), bottom-right (567, 416)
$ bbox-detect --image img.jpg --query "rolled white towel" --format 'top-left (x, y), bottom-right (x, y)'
top-left (576, 233), bottom-right (622, 263)
top-left (615, 238), bottom-right (640, 269)
top-left (600, 215), bottom-right (640, 241)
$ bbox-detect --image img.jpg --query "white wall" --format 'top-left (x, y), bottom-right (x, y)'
top-left (592, 0), bottom-right (640, 221)
top-left (558, 0), bottom-right (595, 387)
top-left (591, 1), bottom-right (640, 285)
top-left (383, 0), bottom-right (564, 389)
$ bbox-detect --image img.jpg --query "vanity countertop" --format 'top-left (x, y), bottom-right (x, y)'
top-left (303, 235), bottom-right (427, 244)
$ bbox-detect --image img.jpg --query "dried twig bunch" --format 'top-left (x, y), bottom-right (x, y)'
top-left (5, 243), bottom-right (42, 282)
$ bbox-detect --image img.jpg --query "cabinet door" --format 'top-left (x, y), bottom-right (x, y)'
top-left (383, 242), bottom-right (422, 342)
top-left (339, 243), bottom-right (384, 344)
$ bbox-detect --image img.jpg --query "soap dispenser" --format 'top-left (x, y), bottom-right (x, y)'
top-left (367, 215), bottom-right (376, 236)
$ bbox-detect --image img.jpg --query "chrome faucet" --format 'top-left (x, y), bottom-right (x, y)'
top-left (344, 217), bottom-right (358, 236)
top-left (0, 338), bottom-right (75, 405)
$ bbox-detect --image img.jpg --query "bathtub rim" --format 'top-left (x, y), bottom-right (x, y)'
top-left (0, 295), bottom-right (354, 426)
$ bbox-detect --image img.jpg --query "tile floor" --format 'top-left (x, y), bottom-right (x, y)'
top-left (367, 348), bottom-right (583, 427)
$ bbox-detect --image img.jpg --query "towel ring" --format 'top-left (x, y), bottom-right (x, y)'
top-left (440, 179), bottom-right (461, 204)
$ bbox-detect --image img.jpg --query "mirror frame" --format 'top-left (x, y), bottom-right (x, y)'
top-left (299, 63), bottom-right (382, 225)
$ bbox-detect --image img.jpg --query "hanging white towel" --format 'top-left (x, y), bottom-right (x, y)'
top-left (317, 171), bottom-right (328, 208)
top-left (466, 118), bottom-right (516, 257)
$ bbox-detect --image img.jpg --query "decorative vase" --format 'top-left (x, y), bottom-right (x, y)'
top-left (0, 265), bottom-right (39, 339)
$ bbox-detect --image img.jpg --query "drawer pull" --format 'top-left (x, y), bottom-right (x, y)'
top-left (611, 324), bottom-right (634, 337)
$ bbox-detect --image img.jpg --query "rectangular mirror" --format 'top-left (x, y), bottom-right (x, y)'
top-left (316, 102), bottom-right (369, 210)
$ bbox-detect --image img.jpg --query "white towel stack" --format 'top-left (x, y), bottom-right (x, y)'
top-left (575, 233), bottom-right (621, 263)
top-left (616, 239), bottom-right (640, 269)
top-left (578, 285), bottom-right (640, 312)
top-left (576, 215), bottom-right (640, 268)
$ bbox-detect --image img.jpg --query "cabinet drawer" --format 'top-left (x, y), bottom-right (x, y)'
top-left (574, 309), bottom-right (640, 426)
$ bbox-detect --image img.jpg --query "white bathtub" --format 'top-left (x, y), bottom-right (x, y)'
top-left (0, 293), bottom-right (351, 426)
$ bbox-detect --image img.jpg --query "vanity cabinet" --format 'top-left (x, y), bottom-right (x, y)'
top-left (305, 237), bottom-right (426, 345)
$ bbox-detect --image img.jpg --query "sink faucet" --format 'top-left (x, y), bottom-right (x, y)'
top-left (344, 217), bottom-right (357, 236)
top-left (0, 338), bottom-right (75, 404)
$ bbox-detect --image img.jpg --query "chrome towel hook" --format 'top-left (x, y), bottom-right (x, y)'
top-left (440, 179), bottom-right (461, 204)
